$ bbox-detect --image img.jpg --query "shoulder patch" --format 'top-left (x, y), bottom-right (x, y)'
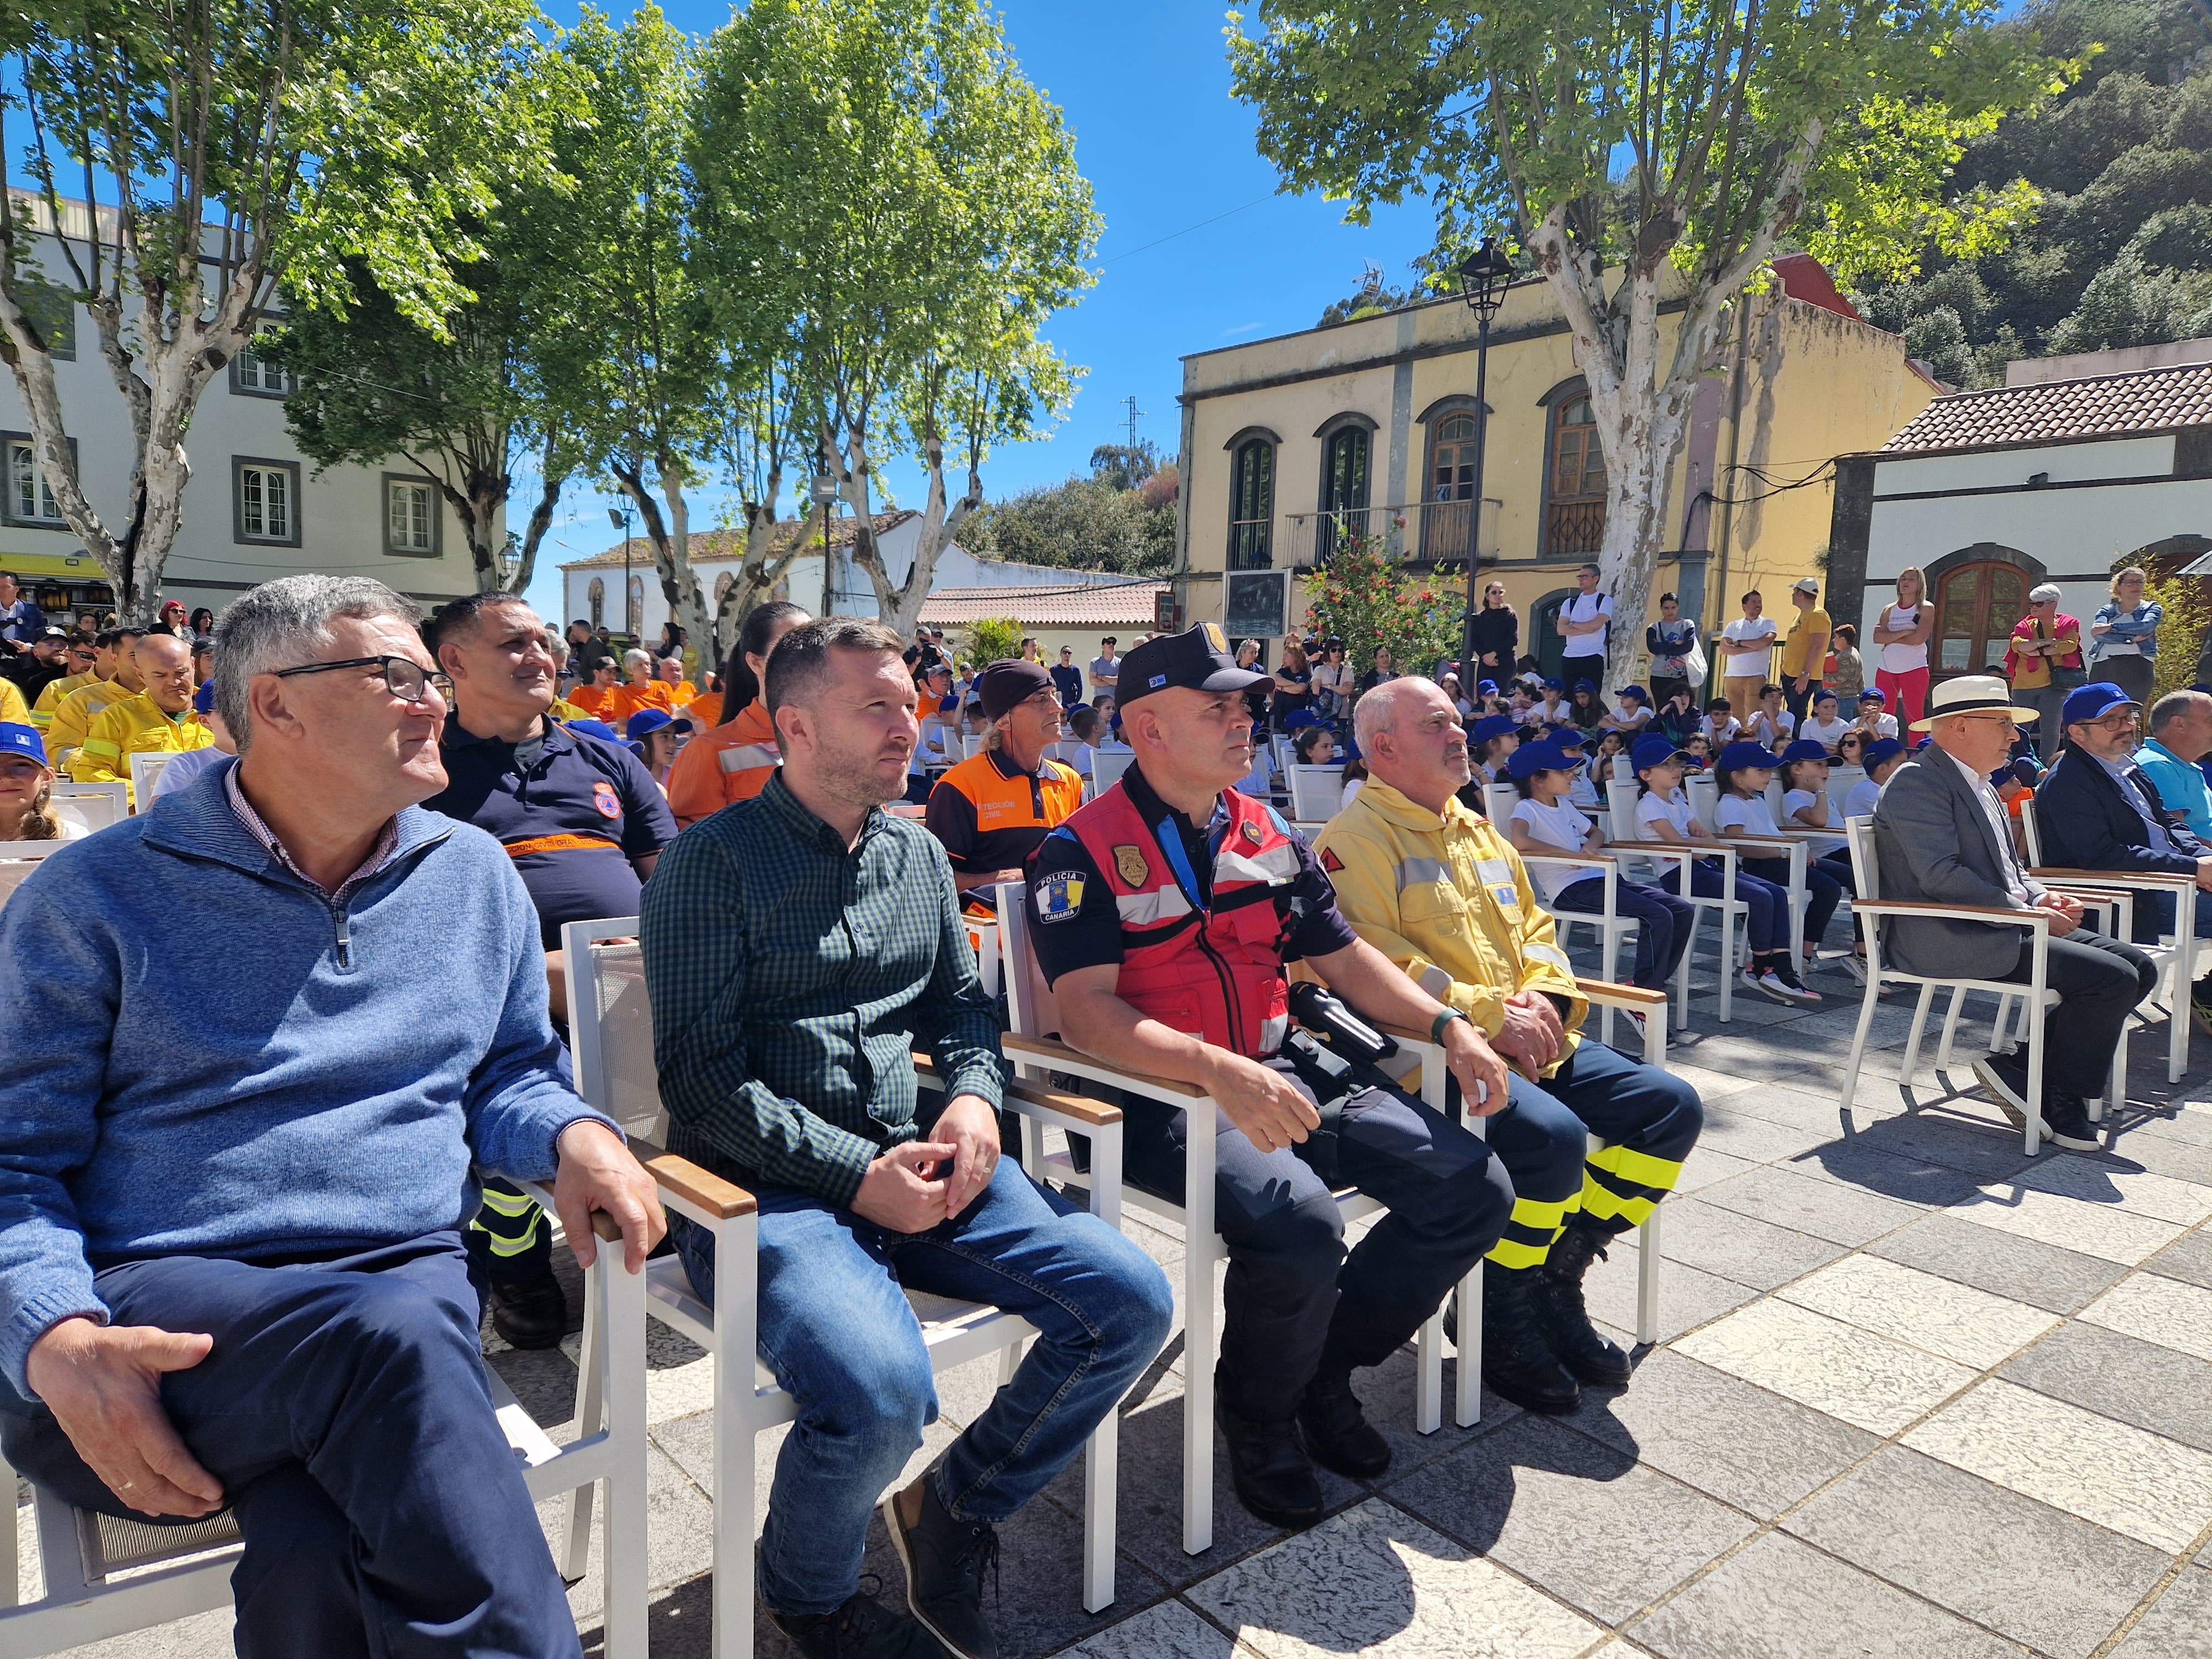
top-left (1034, 871), bottom-right (1084, 923)
top-left (1113, 844), bottom-right (1149, 886)
top-left (1240, 819), bottom-right (1263, 846)
top-left (1318, 846), bottom-right (1345, 874)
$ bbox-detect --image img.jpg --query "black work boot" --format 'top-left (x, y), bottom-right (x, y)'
top-left (882, 1467), bottom-right (998, 1659)
top-left (1480, 1264), bottom-right (1582, 1414)
top-left (1215, 1394), bottom-right (1324, 1529)
top-left (1535, 1220), bottom-right (1634, 1386)
top-left (1295, 1369), bottom-right (1391, 1479)
top-left (487, 1267), bottom-right (567, 1350)
top-left (769, 1587), bottom-right (945, 1659)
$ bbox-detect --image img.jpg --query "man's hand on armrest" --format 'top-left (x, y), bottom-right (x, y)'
top-left (26, 1316), bottom-right (221, 1519)
top-left (554, 1120), bottom-right (667, 1274)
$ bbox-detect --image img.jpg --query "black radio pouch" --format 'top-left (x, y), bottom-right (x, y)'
top-left (1280, 983), bottom-right (1401, 1185)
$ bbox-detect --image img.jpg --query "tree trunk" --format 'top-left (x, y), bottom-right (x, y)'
top-left (504, 462), bottom-right (566, 597)
top-left (703, 468), bottom-right (806, 669)
top-left (842, 423), bottom-right (980, 640)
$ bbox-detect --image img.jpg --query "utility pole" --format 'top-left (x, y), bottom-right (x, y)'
top-left (1122, 395), bottom-right (1145, 479)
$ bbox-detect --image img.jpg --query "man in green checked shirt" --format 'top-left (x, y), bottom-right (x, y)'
top-left (640, 618), bottom-right (1172, 1659)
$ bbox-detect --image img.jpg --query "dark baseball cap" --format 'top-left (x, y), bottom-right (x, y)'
top-left (1115, 622), bottom-right (1269, 706)
top-left (976, 659), bottom-right (1056, 720)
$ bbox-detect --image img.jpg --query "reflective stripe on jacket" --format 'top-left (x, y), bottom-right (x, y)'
top-left (664, 700), bottom-right (780, 827)
top-left (1065, 780), bottom-right (1294, 1058)
top-left (66, 691), bottom-right (214, 801)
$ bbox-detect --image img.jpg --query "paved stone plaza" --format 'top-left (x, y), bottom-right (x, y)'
top-left (30, 946), bottom-right (2212, 1658)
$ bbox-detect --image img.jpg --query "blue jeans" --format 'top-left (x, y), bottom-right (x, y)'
top-left (1660, 856), bottom-right (1790, 955)
top-left (1548, 874), bottom-right (1697, 989)
top-left (0, 1234), bottom-right (578, 1659)
top-left (671, 1158), bottom-right (1171, 1616)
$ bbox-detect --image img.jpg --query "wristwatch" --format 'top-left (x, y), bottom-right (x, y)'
top-left (1430, 1007), bottom-right (1470, 1045)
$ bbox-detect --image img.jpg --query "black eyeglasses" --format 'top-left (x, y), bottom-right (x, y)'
top-left (270, 655), bottom-right (452, 703)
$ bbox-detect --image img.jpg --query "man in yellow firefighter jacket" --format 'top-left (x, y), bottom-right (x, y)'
top-left (1025, 623), bottom-right (1583, 1532)
top-left (1314, 676), bottom-right (1703, 1414)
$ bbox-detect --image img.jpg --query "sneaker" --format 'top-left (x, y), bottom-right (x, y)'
top-left (2193, 992), bottom-right (2212, 1039)
top-left (1837, 953), bottom-right (1869, 985)
top-left (1971, 1053), bottom-right (2051, 1141)
top-left (487, 1267), bottom-right (568, 1350)
top-left (1771, 961), bottom-right (1822, 1003)
top-left (1745, 967), bottom-right (1793, 1005)
top-left (769, 1588), bottom-right (945, 1659)
top-left (2043, 1093), bottom-right (2102, 1152)
top-left (1614, 1008), bottom-right (1648, 1049)
top-left (883, 1468), bottom-right (1000, 1659)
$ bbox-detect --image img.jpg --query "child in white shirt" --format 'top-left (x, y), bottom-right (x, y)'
top-left (1714, 740), bottom-right (1840, 999)
top-left (1777, 739), bottom-right (1866, 979)
top-left (1798, 689), bottom-right (1853, 753)
top-left (1846, 736), bottom-right (1907, 821)
top-left (1853, 690), bottom-right (1900, 740)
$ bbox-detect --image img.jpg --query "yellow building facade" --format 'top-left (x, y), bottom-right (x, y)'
top-left (1171, 256), bottom-right (1938, 680)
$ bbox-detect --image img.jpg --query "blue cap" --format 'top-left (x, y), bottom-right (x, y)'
top-left (192, 678), bottom-right (216, 715)
top-left (1863, 737), bottom-right (1906, 768)
top-left (1282, 708), bottom-right (1320, 731)
top-left (0, 722), bottom-right (46, 766)
top-left (1572, 678), bottom-right (1596, 693)
top-left (1507, 737), bottom-right (1573, 779)
top-left (1631, 734), bottom-right (1689, 773)
top-left (1614, 685), bottom-right (1648, 703)
top-left (2001, 755), bottom-right (2044, 789)
top-left (624, 706), bottom-right (678, 740)
top-left (563, 718), bottom-right (624, 745)
top-left (1778, 739), bottom-right (1831, 765)
top-left (1543, 676), bottom-right (1564, 692)
top-left (1812, 687), bottom-right (1839, 706)
top-left (1717, 739), bottom-right (1779, 772)
top-left (2061, 681), bottom-right (2136, 726)
top-left (1476, 679), bottom-right (1498, 696)
top-left (1554, 730), bottom-right (1588, 753)
top-left (1858, 687), bottom-right (1886, 704)
top-left (1469, 713), bottom-right (1519, 743)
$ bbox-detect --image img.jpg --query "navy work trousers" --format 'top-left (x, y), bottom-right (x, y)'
top-left (0, 1233), bottom-right (580, 1659)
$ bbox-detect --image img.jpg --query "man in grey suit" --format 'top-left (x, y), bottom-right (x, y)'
top-left (1873, 675), bottom-right (2157, 1149)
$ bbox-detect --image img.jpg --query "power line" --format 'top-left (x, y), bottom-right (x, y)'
top-left (1098, 194), bottom-right (1273, 267)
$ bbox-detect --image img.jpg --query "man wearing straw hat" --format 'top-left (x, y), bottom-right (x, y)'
top-left (1872, 675), bottom-right (2156, 1150)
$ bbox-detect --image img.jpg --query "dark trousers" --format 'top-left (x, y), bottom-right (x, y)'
top-left (1549, 876), bottom-right (1697, 989)
top-left (0, 1234), bottom-right (579, 1659)
top-left (1996, 930), bottom-right (2159, 1099)
top-left (1814, 849), bottom-right (1864, 944)
top-left (1741, 854), bottom-right (1846, 950)
top-left (1783, 678), bottom-right (1821, 723)
top-left (1661, 857), bottom-right (1789, 955)
top-left (1120, 1060), bottom-right (1579, 1421)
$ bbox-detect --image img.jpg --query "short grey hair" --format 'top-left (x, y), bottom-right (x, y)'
top-left (622, 648), bottom-right (652, 674)
top-left (546, 629), bottom-right (570, 666)
top-left (2148, 688), bottom-right (2209, 739)
top-left (212, 575), bottom-right (421, 754)
top-left (1353, 675), bottom-right (1436, 752)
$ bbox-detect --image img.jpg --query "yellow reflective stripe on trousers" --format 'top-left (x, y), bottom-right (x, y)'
top-left (1485, 1190), bottom-right (1582, 1269)
top-left (1579, 1144), bottom-right (1685, 1228)
top-left (468, 1185), bottom-right (546, 1255)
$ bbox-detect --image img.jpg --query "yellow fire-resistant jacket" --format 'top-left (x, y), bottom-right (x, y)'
top-left (67, 691), bottom-right (212, 799)
top-left (28, 668), bottom-right (95, 733)
top-left (0, 676), bottom-right (28, 734)
top-left (1312, 778), bottom-right (1587, 1078)
top-left (45, 677), bottom-right (131, 770)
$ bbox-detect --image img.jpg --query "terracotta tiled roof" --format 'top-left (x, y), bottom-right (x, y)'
top-left (1882, 361), bottom-right (2212, 455)
top-left (556, 510), bottom-right (916, 570)
top-left (917, 581), bottom-right (1167, 627)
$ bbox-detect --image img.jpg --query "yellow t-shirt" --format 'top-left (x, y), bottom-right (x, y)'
top-left (1780, 607), bottom-right (1832, 678)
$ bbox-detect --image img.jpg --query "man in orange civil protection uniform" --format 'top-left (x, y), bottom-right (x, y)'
top-left (926, 659), bottom-right (1082, 893)
top-left (1024, 622), bottom-right (1575, 1532)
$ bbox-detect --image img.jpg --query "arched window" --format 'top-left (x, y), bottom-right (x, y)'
top-left (1426, 411), bottom-right (1481, 562)
top-left (1317, 424), bottom-right (1370, 562)
top-left (1545, 393), bottom-right (1606, 557)
top-left (1934, 560), bottom-right (2028, 679)
top-left (713, 570), bottom-right (734, 606)
top-left (626, 574), bottom-right (644, 636)
top-left (1228, 437), bottom-right (1276, 570)
top-left (587, 577), bottom-right (604, 630)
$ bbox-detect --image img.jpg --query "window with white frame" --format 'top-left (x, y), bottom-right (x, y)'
top-left (235, 458), bottom-right (299, 545)
top-left (231, 342), bottom-right (290, 397)
top-left (384, 476), bottom-right (437, 555)
top-left (6, 440), bottom-right (64, 526)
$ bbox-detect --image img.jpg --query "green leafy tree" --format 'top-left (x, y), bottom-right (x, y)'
top-left (0, 0), bottom-right (571, 618)
top-left (967, 473), bottom-right (1176, 575)
top-left (1231, 0), bottom-right (2067, 692)
top-left (962, 615), bottom-right (1021, 667)
top-left (1303, 529), bottom-right (1464, 692)
top-left (696, 0), bottom-right (1100, 640)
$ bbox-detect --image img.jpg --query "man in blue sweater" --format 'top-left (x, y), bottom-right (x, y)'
top-left (0, 575), bottom-right (664, 1657)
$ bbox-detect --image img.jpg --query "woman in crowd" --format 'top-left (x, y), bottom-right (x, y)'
top-left (1799, 688), bottom-right (1854, 754)
top-left (1776, 738), bottom-right (1865, 981)
top-left (2090, 566), bottom-right (2162, 707)
top-left (1825, 623), bottom-right (1864, 702)
top-left (1567, 679), bottom-right (1605, 732)
top-left (1871, 566), bottom-right (1933, 727)
top-left (2006, 582), bottom-right (2086, 755)
top-left (1310, 636), bottom-right (1352, 729)
top-left (0, 723), bottom-right (79, 842)
top-left (1235, 638), bottom-right (1272, 727)
top-left (1357, 643), bottom-right (1396, 696)
top-left (1272, 637), bottom-right (1313, 731)
top-left (1469, 581), bottom-right (1519, 680)
top-left (1712, 740), bottom-right (1838, 999)
top-left (1506, 737), bottom-right (1694, 994)
top-left (1630, 735), bottom-right (1798, 1001)
top-left (188, 606), bottom-right (216, 638)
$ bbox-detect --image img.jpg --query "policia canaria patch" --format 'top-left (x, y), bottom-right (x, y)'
top-left (1035, 872), bottom-right (1084, 924)
top-left (1113, 844), bottom-right (1149, 886)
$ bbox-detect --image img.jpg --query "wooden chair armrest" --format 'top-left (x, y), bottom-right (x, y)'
top-left (1520, 852), bottom-right (1614, 868)
top-left (1717, 834), bottom-right (1798, 851)
top-left (1581, 979), bottom-right (1666, 1008)
top-left (2028, 867), bottom-right (2195, 886)
top-left (1003, 1076), bottom-right (1123, 1128)
top-left (1001, 1030), bottom-right (1208, 1097)
top-left (1854, 899), bottom-right (2049, 926)
top-left (633, 1143), bottom-right (757, 1219)
top-left (1600, 839), bottom-right (1688, 856)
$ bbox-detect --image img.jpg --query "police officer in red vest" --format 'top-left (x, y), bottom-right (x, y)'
top-left (1025, 623), bottom-right (1584, 1530)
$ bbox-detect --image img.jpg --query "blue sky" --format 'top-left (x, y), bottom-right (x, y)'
top-left (523, 0), bottom-right (1446, 622)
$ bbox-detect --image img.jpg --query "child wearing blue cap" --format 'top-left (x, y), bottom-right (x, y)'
top-left (1714, 740), bottom-right (1840, 998)
top-left (1507, 738), bottom-right (1695, 994)
top-left (1601, 685), bottom-right (1653, 735)
top-left (1847, 737), bottom-right (1907, 819)
top-left (1777, 738), bottom-right (1868, 980)
top-left (0, 722), bottom-right (73, 842)
top-left (1467, 712), bottom-right (1520, 787)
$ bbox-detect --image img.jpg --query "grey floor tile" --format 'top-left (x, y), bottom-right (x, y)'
top-left (2112, 1564), bottom-right (2212, 1658)
top-left (1694, 1162), bottom-right (1927, 1248)
top-left (1785, 1446), bottom-right (2167, 1658)
top-left (2111, 1134), bottom-right (2212, 1186)
top-left (2148, 1227), bottom-right (2212, 1291)
top-left (1669, 1142), bottom-right (1765, 1196)
top-left (1561, 1348), bottom-right (1880, 1520)
top-left (1625, 1528), bottom-right (2025, 1659)
top-left (2119, 1104), bottom-right (2212, 1149)
top-left (1053, 1598), bottom-right (1246, 1658)
top-left (1385, 1413), bottom-right (1756, 1625)
top-left (1580, 1238), bottom-right (1760, 1343)
top-left (1840, 1110), bottom-right (2047, 1181)
top-left (1690, 1104), bottom-right (1837, 1166)
top-left (1783, 1140), bottom-right (1989, 1210)
top-left (1339, 1341), bottom-right (1528, 1486)
top-left (1183, 1497), bottom-right (1606, 1658)
top-left (538, 1441), bottom-right (718, 1618)
top-left (1641, 1196), bottom-right (1850, 1291)
top-left (1865, 1212), bottom-right (2130, 1314)
top-left (2000, 1318), bottom-right (2212, 1454)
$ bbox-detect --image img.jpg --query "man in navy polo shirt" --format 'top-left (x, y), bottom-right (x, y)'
top-left (421, 592), bottom-right (675, 1348)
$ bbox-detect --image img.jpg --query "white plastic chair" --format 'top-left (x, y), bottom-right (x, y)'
top-left (1824, 764), bottom-right (1867, 821)
top-left (1606, 780), bottom-right (1740, 1023)
top-left (1286, 764), bottom-right (1342, 827)
top-left (0, 843), bottom-right (63, 910)
top-left (1689, 772), bottom-right (1809, 959)
top-left (1092, 748), bottom-right (1135, 795)
top-left (0, 1180), bottom-right (651, 1658)
top-left (49, 782), bottom-right (126, 834)
top-left (126, 750), bottom-right (176, 808)
top-left (1838, 816), bottom-right (2058, 1157)
top-left (562, 919), bottom-right (1131, 1658)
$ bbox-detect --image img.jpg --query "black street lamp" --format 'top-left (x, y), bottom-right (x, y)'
top-left (1456, 236), bottom-right (1515, 685)
top-left (607, 504), bottom-right (633, 639)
